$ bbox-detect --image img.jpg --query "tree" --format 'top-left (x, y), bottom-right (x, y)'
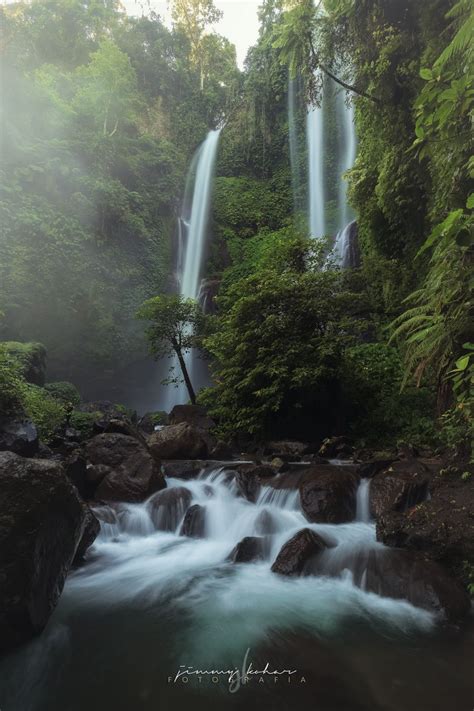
top-left (137, 295), bottom-right (203, 404)
top-left (171, 0), bottom-right (223, 89)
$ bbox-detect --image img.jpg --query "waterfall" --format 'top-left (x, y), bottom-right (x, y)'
top-left (288, 74), bottom-right (303, 214)
top-left (356, 478), bottom-right (371, 523)
top-left (180, 129), bottom-right (221, 302)
top-left (336, 92), bottom-right (356, 232)
top-left (332, 90), bottom-right (358, 267)
top-left (306, 80), bottom-right (325, 238)
top-left (164, 129), bottom-right (221, 409)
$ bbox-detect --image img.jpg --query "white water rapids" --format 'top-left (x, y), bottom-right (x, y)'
top-left (5, 464), bottom-right (474, 711)
top-left (70, 467), bottom-right (433, 650)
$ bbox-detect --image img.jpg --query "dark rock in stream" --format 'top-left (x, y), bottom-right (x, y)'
top-left (228, 536), bottom-right (267, 563)
top-left (299, 465), bottom-right (359, 523)
top-left (369, 459), bottom-right (430, 517)
top-left (74, 506), bottom-right (100, 563)
top-left (148, 487), bottom-right (192, 531)
top-left (235, 468), bottom-right (261, 502)
top-left (0, 451), bottom-right (91, 654)
top-left (318, 436), bottom-right (353, 459)
top-left (0, 417), bottom-right (39, 457)
top-left (87, 433), bottom-right (165, 503)
top-left (180, 504), bottom-right (206, 538)
top-left (271, 528), bottom-right (328, 576)
top-left (376, 463), bottom-right (474, 585)
top-left (168, 404), bottom-right (215, 431)
top-left (254, 509), bottom-right (279, 535)
top-left (362, 549), bottom-right (471, 621)
top-left (148, 422), bottom-right (208, 460)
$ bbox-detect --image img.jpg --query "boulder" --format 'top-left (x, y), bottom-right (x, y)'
top-left (299, 465), bottom-right (359, 523)
top-left (74, 506), bottom-right (100, 563)
top-left (376, 466), bottom-right (474, 584)
top-left (0, 452), bottom-right (89, 654)
top-left (264, 440), bottom-right (309, 460)
top-left (147, 487), bottom-right (192, 531)
top-left (148, 422), bottom-right (208, 460)
top-left (0, 417), bottom-right (39, 457)
top-left (168, 404), bottom-right (215, 431)
top-left (235, 468), bottom-right (261, 502)
top-left (228, 536), bottom-right (267, 563)
top-left (318, 436), bottom-right (353, 459)
top-left (369, 460), bottom-right (430, 518)
top-left (64, 449), bottom-right (89, 499)
top-left (209, 440), bottom-right (234, 460)
top-left (356, 458), bottom-right (397, 480)
top-left (254, 509), bottom-right (279, 535)
top-left (271, 528), bottom-right (328, 576)
top-left (86, 433), bottom-right (165, 503)
top-left (180, 504), bottom-right (206, 538)
top-left (362, 549), bottom-right (470, 621)
top-left (161, 460), bottom-right (205, 480)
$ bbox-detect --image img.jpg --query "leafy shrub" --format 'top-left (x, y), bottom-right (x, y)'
top-left (0, 344), bottom-right (24, 414)
top-left (340, 342), bottom-right (437, 446)
top-left (69, 410), bottom-right (101, 438)
top-left (44, 381), bottom-right (81, 409)
top-left (21, 385), bottom-right (66, 443)
top-left (2, 341), bottom-right (47, 385)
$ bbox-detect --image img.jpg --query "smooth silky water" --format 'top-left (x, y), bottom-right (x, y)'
top-left (1, 466), bottom-right (473, 711)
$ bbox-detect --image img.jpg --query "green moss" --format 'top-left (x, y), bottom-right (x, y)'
top-left (69, 410), bottom-right (101, 438)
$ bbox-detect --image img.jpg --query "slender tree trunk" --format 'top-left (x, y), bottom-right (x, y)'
top-left (174, 346), bottom-right (196, 404)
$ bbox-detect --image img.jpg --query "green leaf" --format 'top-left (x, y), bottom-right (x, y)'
top-left (420, 68), bottom-right (433, 80)
top-left (455, 355), bottom-right (470, 371)
top-left (467, 194), bottom-right (474, 209)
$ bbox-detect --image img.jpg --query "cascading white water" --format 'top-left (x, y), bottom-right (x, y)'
top-left (306, 76), bottom-right (325, 238)
top-left (336, 91), bottom-right (356, 232)
top-left (288, 74), bottom-right (302, 214)
top-left (180, 129), bottom-right (221, 302)
top-left (356, 478), bottom-right (371, 523)
top-left (164, 129), bottom-right (221, 408)
top-left (332, 90), bottom-right (357, 267)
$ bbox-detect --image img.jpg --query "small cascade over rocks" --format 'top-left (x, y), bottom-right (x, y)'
top-left (71, 465), bottom-right (466, 624)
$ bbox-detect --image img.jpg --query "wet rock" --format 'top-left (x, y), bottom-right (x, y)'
top-left (138, 412), bottom-right (168, 435)
top-left (362, 549), bottom-right (470, 621)
top-left (264, 440), bottom-right (309, 460)
top-left (74, 506), bottom-right (100, 563)
top-left (235, 468), bottom-right (261, 502)
top-left (87, 433), bottom-right (165, 503)
top-left (376, 465), bottom-right (474, 584)
top-left (0, 452), bottom-right (87, 654)
top-left (147, 487), bottom-right (192, 531)
top-left (228, 536), bottom-right (267, 563)
top-left (270, 457), bottom-right (289, 472)
top-left (168, 404), bottom-right (215, 431)
top-left (254, 509), bottom-right (279, 535)
top-left (0, 417), bottom-right (39, 457)
top-left (100, 418), bottom-right (146, 444)
top-left (318, 436), bottom-right (353, 459)
top-left (92, 505), bottom-right (118, 525)
top-left (299, 465), bottom-right (359, 523)
top-left (271, 528), bottom-right (328, 576)
top-left (209, 440), bottom-right (234, 460)
top-left (64, 449), bottom-right (89, 499)
top-left (356, 458), bottom-right (397, 480)
top-left (369, 460), bottom-right (430, 517)
top-left (148, 422), bottom-right (208, 460)
top-left (180, 504), bottom-right (206, 538)
top-left (161, 460), bottom-right (204, 480)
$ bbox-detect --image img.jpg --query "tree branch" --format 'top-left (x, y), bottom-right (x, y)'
top-left (309, 37), bottom-right (381, 105)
